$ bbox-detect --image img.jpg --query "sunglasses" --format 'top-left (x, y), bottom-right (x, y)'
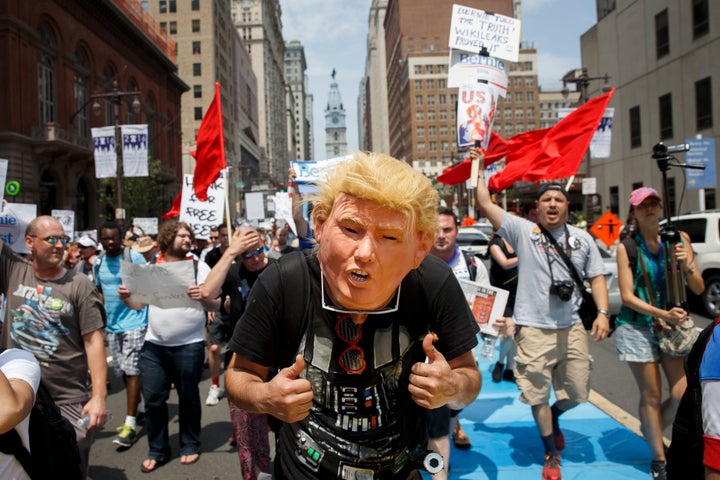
top-left (335, 314), bottom-right (366, 374)
top-left (29, 235), bottom-right (70, 245)
top-left (241, 247), bottom-right (264, 259)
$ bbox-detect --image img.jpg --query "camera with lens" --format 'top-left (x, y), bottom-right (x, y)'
top-left (550, 280), bottom-right (574, 302)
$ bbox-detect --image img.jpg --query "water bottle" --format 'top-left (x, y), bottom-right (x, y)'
top-left (480, 335), bottom-right (496, 360)
top-left (77, 411), bottom-right (112, 428)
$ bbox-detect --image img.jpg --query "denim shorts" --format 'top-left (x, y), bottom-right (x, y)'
top-left (614, 323), bottom-right (661, 362)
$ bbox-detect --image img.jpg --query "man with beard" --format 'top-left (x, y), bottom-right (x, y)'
top-left (201, 226), bottom-right (275, 479)
top-left (119, 220), bottom-right (219, 473)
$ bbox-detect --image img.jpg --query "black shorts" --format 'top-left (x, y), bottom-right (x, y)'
top-left (207, 313), bottom-right (234, 345)
top-left (426, 406), bottom-right (461, 438)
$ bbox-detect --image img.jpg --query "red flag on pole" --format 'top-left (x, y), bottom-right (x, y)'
top-left (436, 132), bottom-right (509, 185)
top-left (193, 83), bottom-right (226, 201)
top-left (162, 190), bottom-right (181, 219)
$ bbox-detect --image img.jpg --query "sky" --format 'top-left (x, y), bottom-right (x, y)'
top-left (279, 0), bottom-right (597, 160)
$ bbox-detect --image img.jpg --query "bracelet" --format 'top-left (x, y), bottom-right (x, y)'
top-left (686, 265), bottom-right (696, 275)
top-left (598, 309), bottom-right (609, 317)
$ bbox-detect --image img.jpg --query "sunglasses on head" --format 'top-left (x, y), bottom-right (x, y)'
top-left (241, 247), bottom-right (264, 259)
top-left (29, 235), bottom-right (70, 245)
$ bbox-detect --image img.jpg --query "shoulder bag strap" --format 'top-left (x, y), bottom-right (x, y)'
top-left (537, 224), bottom-right (585, 291)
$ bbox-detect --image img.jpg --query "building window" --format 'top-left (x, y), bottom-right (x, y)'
top-left (428, 126), bottom-right (436, 137)
top-left (514, 92), bottom-right (523, 102)
top-left (426, 65), bottom-right (434, 74)
top-left (37, 26), bottom-right (56, 125)
top-left (159, 0), bottom-right (167, 13)
top-left (629, 105), bottom-right (641, 148)
top-left (427, 95), bottom-right (436, 105)
top-left (193, 63), bottom-right (201, 76)
top-left (429, 142), bottom-right (437, 152)
top-left (526, 92), bottom-right (534, 102)
top-left (525, 77), bottom-right (534, 87)
top-left (428, 110), bottom-right (436, 121)
top-left (440, 125), bottom-right (448, 136)
top-left (73, 48), bottom-right (90, 137)
top-left (658, 93), bottom-right (673, 139)
top-left (415, 111), bottom-right (424, 122)
top-left (417, 142), bottom-right (426, 152)
top-left (194, 107), bottom-right (202, 120)
top-left (438, 79), bottom-right (446, 89)
top-left (414, 65), bottom-right (421, 74)
top-left (695, 77), bottom-right (713, 130)
top-left (693, 0), bottom-right (709, 38)
top-left (527, 107), bottom-right (535, 118)
top-left (416, 126), bottom-right (425, 136)
top-left (192, 41), bottom-right (201, 54)
top-left (193, 85), bottom-right (202, 98)
top-left (655, 9), bottom-right (669, 59)
top-left (438, 111), bottom-right (446, 121)
top-left (169, 21), bottom-right (177, 34)
top-left (192, 19), bottom-right (200, 32)
top-left (415, 95), bottom-right (423, 106)
top-left (169, 0), bottom-right (176, 12)
top-left (160, 21), bottom-right (167, 32)
top-left (414, 80), bottom-right (422, 90)
top-left (609, 186), bottom-right (619, 215)
top-left (438, 95), bottom-right (447, 105)
top-left (191, 0), bottom-right (200, 11)
top-left (426, 79), bottom-right (434, 89)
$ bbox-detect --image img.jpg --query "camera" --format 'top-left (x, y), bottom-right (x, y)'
top-left (550, 280), bottom-right (574, 302)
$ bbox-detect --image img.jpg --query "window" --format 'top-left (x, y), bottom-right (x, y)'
top-left (527, 107), bottom-right (535, 118)
top-left (629, 105), bottom-right (641, 148)
top-left (160, 21), bottom-right (167, 32)
top-left (427, 95), bottom-right (435, 105)
top-left (415, 111), bottom-right (424, 122)
top-left (169, 21), bottom-right (177, 34)
top-left (525, 78), bottom-right (534, 87)
top-left (693, 0), bottom-right (709, 38)
top-left (427, 111), bottom-right (436, 121)
top-left (193, 85), bottom-right (202, 98)
top-left (440, 125), bottom-right (448, 136)
top-left (159, 0), bottom-right (167, 13)
top-left (438, 79), bottom-right (446, 89)
top-left (695, 77), bottom-right (713, 130)
top-left (169, 0), bottom-right (176, 12)
top-left (193, 63), bottom-right (201, 76)
top-left (429, 142), bottom-right (437, 152)
top-left (526, 92), bottom-right (534, 102)
top-left (192, 41), bottom-right (201, 54)
top-left (428, 126), bottom-right (436, 137)
top-left (414, 65), bottom-right (421, 74)
top-left (438, 94), bottom-right (446, 105)
top-left (37, 26), bottom-right (56, 125)
top-left (655, 9), bottom-right (669, 59)
top-left (514, 92), bottom-right (522, 102)
top-left (415, 95), bottom-right (423, 106)
top-left (414, 80), bottom-right (422, 90)
top-left (426, 65), bottom-right (434, 74)
top-left (438, 111), bottom-right (446, 121)
top-left (194, 107), bottom-right (202, 120)
top-left (658, 93), bottom-right (673, 139)
top-left (191, 0), bottom-right (199, 11)
top-left (73, 49), bottom-right (90, 137)
top-left (609, 186), bottom-right (619, 215)
top-left (426, 79), bottom-right (434, 89)
top-left (416, 126), bottom-right (424, 137)
top-left (417, 142), bottom-right (426, 152)
top-left (192, 19), bottom-right (200, 32)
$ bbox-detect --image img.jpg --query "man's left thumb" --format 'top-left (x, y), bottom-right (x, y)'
top-left (422, 332), bottom-right (440, 362)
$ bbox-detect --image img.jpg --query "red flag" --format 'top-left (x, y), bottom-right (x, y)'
top-left (193, 83), bottom-right (226, 201)
top-left (488, 89), bottom-right (614, 191)
top-left (162, 190), bottom-right (182, 219)
top-left (437, 131), bottom-right (509, 185)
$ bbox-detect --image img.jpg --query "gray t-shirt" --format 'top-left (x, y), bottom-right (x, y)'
top-left (498, 211), bottom-right (604, 329)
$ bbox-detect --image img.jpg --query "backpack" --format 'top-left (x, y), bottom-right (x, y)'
top-left (666, 317), bottom-right (720, 479)
top-left (0, 380), bottom-right (82, 480)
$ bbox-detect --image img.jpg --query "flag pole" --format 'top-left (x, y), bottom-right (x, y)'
top-left (224, 167), bottom-right (232, 234)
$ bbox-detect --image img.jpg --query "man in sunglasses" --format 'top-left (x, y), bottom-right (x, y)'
top-left (0, 215), bottom-right (108, 479)
top-left (225, 153), bottom-right (481, 479)
top-left (201, 225), bottom-right (275, 479)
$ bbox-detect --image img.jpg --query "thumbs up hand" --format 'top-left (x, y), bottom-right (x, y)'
top-left (266, 354), bottom-right (313, 423)
top-left (408, 333), bottom-right (458, 409)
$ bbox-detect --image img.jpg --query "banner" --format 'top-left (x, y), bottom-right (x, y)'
top-left (121, 124), bottom-right (149, 177)
top-left (51, 210), bottom-right (75, 237)
top-left (558, 108), bottom-right (614, 159)
top-left (179, 173), bottom-right (225, 239)
top-left (121, 260), bottom-right (198, 309)
top-left (448, 49), bottom-right (507, 95)
top-left (457, 82), bottom-right (498, 149)
top-left (133, 217), bottom-right (159, 235)
top-left (0, 203), bottom-right (36, 253)
top-left (448, 5), bottom-right (521, 62)
top-left (91, 126), bottom-right (117, 178)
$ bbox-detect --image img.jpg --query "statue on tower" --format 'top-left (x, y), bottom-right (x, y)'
top-left (331, 68), bottom-right (336, 80)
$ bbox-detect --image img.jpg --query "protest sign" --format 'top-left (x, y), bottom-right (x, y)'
top-left (121, 260), bottom-right (197, 309)
top-left (457, 82), bottom-right (498, 149)
top-left (245, 192), bottom-right (265, 220)
top-left (51, 210), bottom-right (75, 237)
top-left (448, 5), bottom-right (521, 63)
top-left (459, 280), bottom-right (508, 336)
top-left (0, 203), bottom-right (37, 254)
top-left (448, 49), bottom-right (507, 95)
top-left (179, 173), bottom-right (225, 239)
top-left (133, 217), bottom-right (158, 235)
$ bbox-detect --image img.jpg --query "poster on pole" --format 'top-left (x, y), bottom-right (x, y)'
top-left (558, 108), bottom-right (614, 159)
top-left (121, 260), bottom-right (198, 309)
top-left (0, 159), bottom-right (7, 205)
top-left (448, 49), bottom-right (507, 95)
top-left (685, 138), bottom-right (716, 189)
top-left (121, 124), bottom-right (149, 177)
top-left (51, 210), bottom-right (75, 237)
top-left (245, 192), bottom-right (265, 220)
top-left (448, 5), bottom-right (521, 63)
top-left (91, 126), bottom-right (117, 178)
top-left (0, 203), bottom-right (37, 254)
top-left (457, 82), bottom-right (498, 149)
top-left (179, 173), bottom-right (225, 240)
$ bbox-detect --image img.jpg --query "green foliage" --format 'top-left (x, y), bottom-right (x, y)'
top-left (97, 158), bottom-right (170, 222)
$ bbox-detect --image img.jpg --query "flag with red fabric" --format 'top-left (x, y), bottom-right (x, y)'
top-left (162, 190), bottom-right (181, 219)
top-left (192, 83), bottom-right (226, 201)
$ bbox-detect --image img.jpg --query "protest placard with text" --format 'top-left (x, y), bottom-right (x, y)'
top-left (179, 173), bottom-right (224, 239)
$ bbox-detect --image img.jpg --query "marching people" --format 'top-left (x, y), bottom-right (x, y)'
top-left (614, 187), bottom-right (704, 480)
top-left (0, 215), bottom-right (108, 479)
top-left (119, 220), bottom-right (220, 473)
top-left (74, 236), bottom-right (99, 281)
top-left (226, 152), bottom-right (481, 479)
top-left (488, 229), bottom-right (518, 383)
top-left (473, 146), bottom-right (610, 480)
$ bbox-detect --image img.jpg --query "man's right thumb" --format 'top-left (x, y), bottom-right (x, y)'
top-left (284, 354), bottom-right (306, 379)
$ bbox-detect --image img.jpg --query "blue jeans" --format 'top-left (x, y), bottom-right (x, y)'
top-left (139, 340), bottom-right (204, 461)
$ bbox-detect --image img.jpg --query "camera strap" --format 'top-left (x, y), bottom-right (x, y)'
top-left (537, 224), bottom-right (586, 293)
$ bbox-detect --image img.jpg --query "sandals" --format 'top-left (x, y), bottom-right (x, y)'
top-left (180, 453), bottom-right (201, 465)
top-left (140, 458), bottom-right (167, 473)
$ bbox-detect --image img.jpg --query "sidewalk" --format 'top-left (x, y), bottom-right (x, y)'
top-left (424, 357), bottom-right (653, 479)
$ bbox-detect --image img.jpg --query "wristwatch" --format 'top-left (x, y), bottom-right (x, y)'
top-left (598, 309), bottom-right (610, 317)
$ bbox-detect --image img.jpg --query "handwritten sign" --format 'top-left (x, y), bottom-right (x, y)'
top-left (0, 203), bottom-right (36, 254)
top-left (179, 173), bottom-right (225, 240)
top-left (133, 217), bottom-right (158, 235)
top-left (121, 260), bottom-right (197, 309)
top-left (51, 210), bottom-right (75, 237)
top-left (459, 280), bottom-right (508, 336)
top-left (448, 49), bottom-right (507, 95)
top-left (449, 5), bottom-right (521, 63)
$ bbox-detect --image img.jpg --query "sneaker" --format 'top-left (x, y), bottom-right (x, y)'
top-left (113, 424), bottom-right (137, 447)
top-left (206, 385), bottom-right (224, 406)
top-left (502, 369), bottom-right (516, 383)
top-left (542, 453), bottom-right (562, 480)
top-left (650, 460), bottom-right (667, 480)
top-left (491, 362), bottom-right (503, 382)
top-left (553, 428), bottom-right (565, 451)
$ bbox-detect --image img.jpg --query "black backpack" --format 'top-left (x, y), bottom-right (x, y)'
top-left (666, 317), bottom-right (720, 479)
top-left (0, 379), bottom-right (82, 480)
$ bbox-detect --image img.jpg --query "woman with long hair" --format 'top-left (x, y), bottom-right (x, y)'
top-left (614, 187), bottom-right (704, 480)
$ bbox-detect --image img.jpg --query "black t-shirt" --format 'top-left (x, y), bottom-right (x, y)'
top-left (489, 235), bottom-right (518, 316)
top-left (204, 246), bottom-right (223, 269)
top-left (219, 258), bottom-right (274, 321)
top-left (229, 254), bottom-right (479, 479)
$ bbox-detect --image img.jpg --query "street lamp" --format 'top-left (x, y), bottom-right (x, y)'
top-left (562, 67), bottom-right (612, 226)
top-left (91, 80), bottom-right (141, 221)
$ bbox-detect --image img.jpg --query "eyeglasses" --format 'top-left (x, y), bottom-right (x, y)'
top-left (637, 201), bottom-right (661, 210)
top-left (29, 235), bottom-right (70, 245)
top-left (209, 236), bottom-right (219, 240)
top-left (241, 247), bottom-right (264, 259)
top-left (321, 272), bottom-right (401, 315)
top-left (335, 314), bottom-right (366, 374)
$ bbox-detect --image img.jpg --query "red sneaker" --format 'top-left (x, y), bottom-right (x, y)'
top-left (542, 453), bottom-right (562, 480)
top-left (553, 428), bottom-right (565, 451)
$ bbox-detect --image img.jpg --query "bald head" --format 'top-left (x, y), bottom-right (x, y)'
top-left (26, 215), bottom-right (63, 237)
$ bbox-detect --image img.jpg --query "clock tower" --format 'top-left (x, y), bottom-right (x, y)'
top-left (324, 69), bottom-right (347, 159)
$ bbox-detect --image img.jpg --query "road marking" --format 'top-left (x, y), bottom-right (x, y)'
top-left (589, 389), bottom-right (671, 445)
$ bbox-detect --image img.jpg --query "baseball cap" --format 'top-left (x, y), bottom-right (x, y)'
top-left (77, 236), bottom-right (97, 248)
top-left (629, 187), bottom-right (661, 206)
top-left (536, 182), bottom-right (569, 200)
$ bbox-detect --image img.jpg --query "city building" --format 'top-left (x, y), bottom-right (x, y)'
top-left (325, 71), bottom-right (348, 159)
top-left (493, 45), bottom-right (540, 140)
top-left (285, 40), bottom-right (313, 161)
top-left (0, 0), bottom-right (186, 229)
top-left (581, 0), bottom-right (718, 220)
top-left (538, 88), bottom-right (581, 129)
top-left (359, 0), bottom-right (390, 154)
